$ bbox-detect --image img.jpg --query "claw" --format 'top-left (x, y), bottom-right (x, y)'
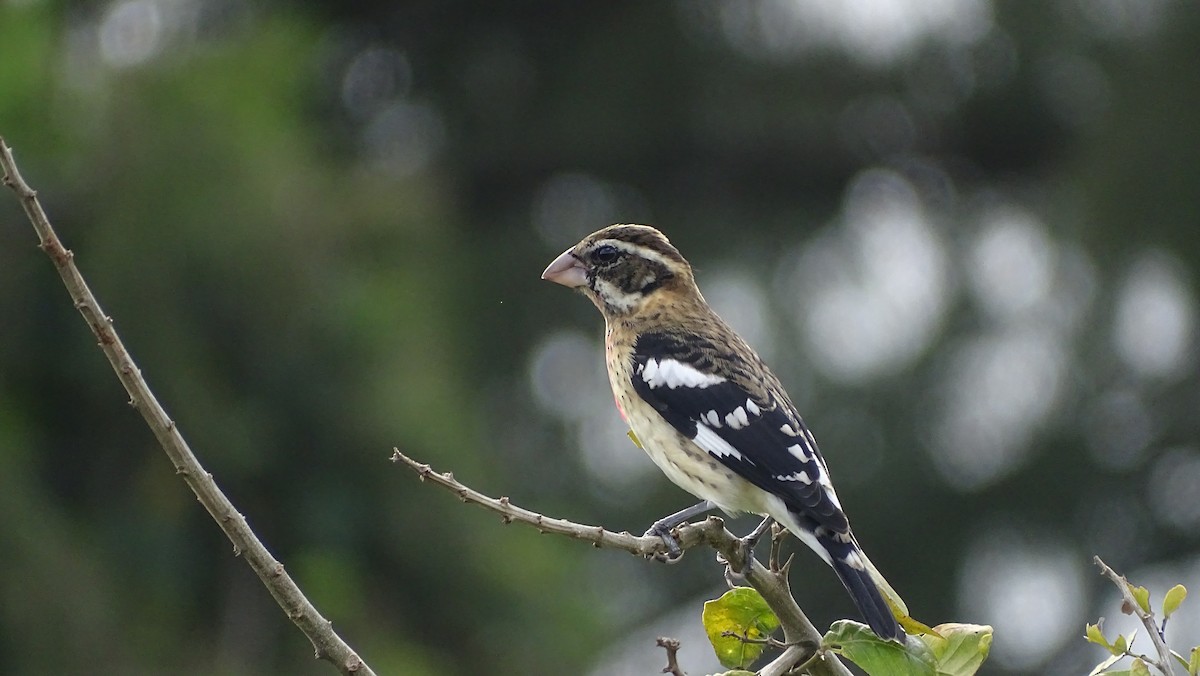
top-left (643, 499), bottom-right (715, 562)
top-left (645, 522), bottom-right (684, 561)
top-left (736, 517), bottom-right (775, 572)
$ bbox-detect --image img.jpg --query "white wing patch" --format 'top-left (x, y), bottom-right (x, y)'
top-left (775, 471), bottom-right (813, 484)
top-left (780, 423), bottom-right (799, 437)
top-left (703, 410), bottom-right (722, 428)
top-left (640, 358), bottom-right (727, 390)
top-left (724, 406), bottom-right (750, 429)
top-left (841, 550), bottom-right (865, 570)
top-left (692, 424), bottom-right (744, 462)
top-left (786, 443), bottom-right (811, 462)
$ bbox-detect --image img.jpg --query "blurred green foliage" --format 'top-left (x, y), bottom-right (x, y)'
top-left (2, 1), bottom-right (1199, 674)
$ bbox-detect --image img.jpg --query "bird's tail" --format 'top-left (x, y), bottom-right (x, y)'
top-left (822, 534), bottom-right (906, 643)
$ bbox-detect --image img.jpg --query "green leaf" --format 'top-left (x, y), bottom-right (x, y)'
top-left (1087, 623), bottom-right (1112, 650)
top-left (1164, 585), bottom-right (1187, 618)
top-left (1130, 657), bottom-right (1151, 676)
top-left (1172, 649), bottom-right (1191, 670)
top-left (1088, 652), bottom-right (1124, 676)
top-left (824, 620), bottom-right (937, 676)
top-left (1113, 633), bottom-right (1129, 655)
top-left (710, 672), bottom-right (756, 676)
top-left (1130, 586), bottom-right (1151, 615)
top-left (918, 623), bottom-right (993, 676)
top-left (702, 588), bottom-right (781, 669)
top-left (1189, 646), bottom-right (1199, 676)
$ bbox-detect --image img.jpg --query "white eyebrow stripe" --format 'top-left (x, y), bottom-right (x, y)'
top-left (597, 238), bottom-right (673, 268)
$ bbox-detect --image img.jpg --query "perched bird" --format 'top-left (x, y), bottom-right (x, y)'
top-left (541, 224), bottom-right (904, 642)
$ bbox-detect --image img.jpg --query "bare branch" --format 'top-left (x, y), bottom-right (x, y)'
top-left (656, 637), bottom-right (687, 676)
top-left (392, 449), bottom-right (852, 676)
top-left (761, 644), bottom-right (817, 676)
top-left (0, 137), bottom-right (374, 676)
top-left (1094, 556), bottom-right (1178, 676)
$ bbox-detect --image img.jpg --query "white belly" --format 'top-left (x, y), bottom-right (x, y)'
top-left (622, 393), bottom-right (770, 516)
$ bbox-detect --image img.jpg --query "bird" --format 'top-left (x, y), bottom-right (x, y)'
top-left (541, 223), bottom-right (905, 642)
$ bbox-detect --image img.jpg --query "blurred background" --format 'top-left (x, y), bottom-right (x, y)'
top-left (1, 1), bottom-right (1198, 674)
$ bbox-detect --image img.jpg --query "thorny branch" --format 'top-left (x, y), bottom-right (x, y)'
top-left (392, 448), bottom-right (851, 676)
top-left (1094, 556), bottom-right (1179, 676)
top-left (0, 137), bottom-right (374, 676)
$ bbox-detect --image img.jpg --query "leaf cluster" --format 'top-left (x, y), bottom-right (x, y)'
top-left (701, 587), bottom-right (992, 676)
top-left (1088, 573), bottom-right (1197, 676)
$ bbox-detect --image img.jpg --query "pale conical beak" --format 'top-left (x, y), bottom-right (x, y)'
top-left (541, 248), bottom-right (589, 288)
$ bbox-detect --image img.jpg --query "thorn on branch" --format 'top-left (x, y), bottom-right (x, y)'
top-left (390, 451), bottom-right (848, 676)
top-left (656, 637), bottom-right (686, 676)
top-left (4, 136), bottom-right (378, 674)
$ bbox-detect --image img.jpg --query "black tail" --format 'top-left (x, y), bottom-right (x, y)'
top-left (828, 546), bottom-right (905, 643)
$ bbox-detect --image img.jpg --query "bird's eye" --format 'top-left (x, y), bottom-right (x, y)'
top-left (593, 244), bottom-right (620, 264)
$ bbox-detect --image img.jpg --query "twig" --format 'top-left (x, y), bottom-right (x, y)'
top-left (656, 637), bottom-right (687, 676)
top-left (1094, 556), bottom-right (1178, 676)
top-left (392, 449), bottom-right (852, 676)
top-left (0, 137), bottom-right (374, 676)
top-left (761, 644), bottom-right (816, 676)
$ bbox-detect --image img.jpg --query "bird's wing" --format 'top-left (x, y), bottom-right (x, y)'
top-left (630, 331), bottom-right (849, 533)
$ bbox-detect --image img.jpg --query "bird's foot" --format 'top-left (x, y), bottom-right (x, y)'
top-left (644, 521), bottom-right (684, 563)
top-left (734, 517), bottom-right (775, 573)
top-left (642, 500), bottom-right (716, 563)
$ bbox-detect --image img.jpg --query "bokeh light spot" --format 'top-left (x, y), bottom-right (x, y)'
top-left (693, 0), bottom-right (993, 66)
top-left (1083, 389), bottom-right (1155, 470)
top-left (967, 206), bottom-right (1056, 321)
top-left (342, 47), bottom-right (412, 120)
top-left (1112, 252), bottom-right (1195, 380)
top-left (532, 174), bottom-right (649, 247)
top-left (780, 168), bottom-right (949, 384)
top-left (1147, 446), bottom-right (1200, 532)
top-left (99, 0), bottom-right (164, 68)
top-left (361, 101), bottom-right (446, 177)
top-left (528, 330), bottom-right (603, 420)
top-left (958, 527), bottom-right (1084, 670)
top-left (930, 328), bottom-right (1065, 490)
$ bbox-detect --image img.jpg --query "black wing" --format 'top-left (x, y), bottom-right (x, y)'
top-left (630, 331), bottom-right (848, 533)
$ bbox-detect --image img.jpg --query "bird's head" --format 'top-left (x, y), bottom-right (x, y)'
top-left (541, 224), bottom-right (696, 317)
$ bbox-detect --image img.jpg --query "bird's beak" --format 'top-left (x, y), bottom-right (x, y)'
top-left (541, 248), bottom-right (589, 288)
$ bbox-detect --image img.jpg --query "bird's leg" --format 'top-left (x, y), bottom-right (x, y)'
top-left (644, 500), bottom-right (715, 561)
top-left (737, 516), bottom-right (775, 572)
